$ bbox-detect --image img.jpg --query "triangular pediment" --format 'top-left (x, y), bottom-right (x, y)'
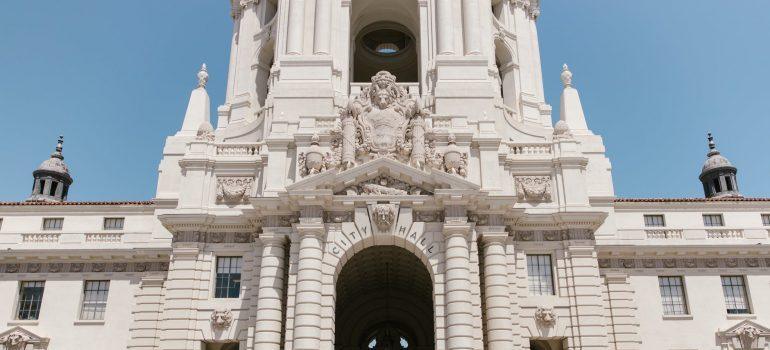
top-left (286, 157), bottom-right (480, 195)
top-left (723, 319), bottom-right (770, 334)
top-left (0, 326), bottom-right (49, 348)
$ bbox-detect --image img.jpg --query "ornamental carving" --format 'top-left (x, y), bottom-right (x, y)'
top-left (535, 307), bottom-right (556, 326)
top-left (299, 134), bottom-right (334, 177)
top-left (414, 211), bottom-right (443, 223)
top-left (216, 177), bottom-right (253, 203)
top-left (515, 176), bottom-right (552, 202)
top-left (324, 211), bottom-right (354, 223)
top-left (337, 176), bottom-right (430, 196)
top-left (736, 325), bottom-right (761, 349)
top-left (211, 309), bottom-right (233, 329)
top-left (372, 204), bottom-right (397, 231)
top-left (0, 331), bottom-right (30, 350)
top-left (439, 134), bottom-right (468, 177)
top-left (329, 71), bottom-right (435, 170)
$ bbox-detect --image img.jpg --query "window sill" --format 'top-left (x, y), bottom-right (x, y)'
top-left (727, 314), bottom-right (756, 320)
top-left (7, 320), bottom-right (38, 326)
top-left (74, 320), bottom-right (106, 325)
top-left (662, 314), bottom-right (693, 320)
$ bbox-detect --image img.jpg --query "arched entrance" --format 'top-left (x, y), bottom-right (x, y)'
top-left (335, 245), bottom-right (434, 350)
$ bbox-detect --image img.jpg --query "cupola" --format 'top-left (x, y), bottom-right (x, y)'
top-left (27, 136), bottom-right (73, 202)
top-left (699, 133), bottom-right (741, 198)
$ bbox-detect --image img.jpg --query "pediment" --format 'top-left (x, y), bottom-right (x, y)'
top-left (0, 326), bottom-right (49, 349)
top-left (722, 320), bottom-right (770, 334)
top-left (286, 157), bottom-right (480, 196)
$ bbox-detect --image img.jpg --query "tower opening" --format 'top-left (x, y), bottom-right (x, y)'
top-left (350, 0), bottom-right (420, 83)
top-left (335, 246), bottom-right (434, 350)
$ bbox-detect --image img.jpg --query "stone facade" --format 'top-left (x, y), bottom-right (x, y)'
top-left (2, 1), bottom-right (770, 350)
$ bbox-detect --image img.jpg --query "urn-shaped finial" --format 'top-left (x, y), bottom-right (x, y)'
top-left (561, 64), bottom-right (573, 88)
top-left (197, 63), bottom-right (209, 88)
top-left (443, 134), bottom-right (466, 176)
top-left (304, 134), bottom-right (325, 174)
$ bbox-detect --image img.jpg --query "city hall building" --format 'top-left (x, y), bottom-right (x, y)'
top-left (1, 1), bottom-right (769, 349)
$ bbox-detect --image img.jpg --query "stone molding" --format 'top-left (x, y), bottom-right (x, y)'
top-left (0, 327), bottom-right (49, 350)
top-left (511, 229), bottom-right (594, 241)
top-left (172, 231), bottom-right (254, 243)
top-left (0, 261), bottom-right (169, 274)
top-left (599, 257), bottom-right (770, 270)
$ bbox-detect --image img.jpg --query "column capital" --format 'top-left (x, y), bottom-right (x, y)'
top-left (258, 232), bottom-right (290, 246)
top-left (478, 228), bottom-right (509, 245)
top-left (443, 222), bottom-right (472, 239)
top-left (296, 223), bottom-right (326, 238)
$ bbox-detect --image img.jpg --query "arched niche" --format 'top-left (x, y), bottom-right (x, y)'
top-left (494, 38), bottom-right (517, 110)
top-left (350, 0), bottom-right (420, 83)
top-left (333, 245), bottom-right (435, 350)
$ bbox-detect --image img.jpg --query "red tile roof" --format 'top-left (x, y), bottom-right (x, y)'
top-left (0, 201), bottom-right (154, 206)
top-left (614, 197), bottom-right (770, 203)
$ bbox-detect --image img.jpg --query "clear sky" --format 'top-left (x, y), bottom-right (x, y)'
top-left (0, 1), bottom-right (768, 201)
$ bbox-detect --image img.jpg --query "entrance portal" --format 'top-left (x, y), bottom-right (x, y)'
top-left (335, 246), bottom-right (434, 350)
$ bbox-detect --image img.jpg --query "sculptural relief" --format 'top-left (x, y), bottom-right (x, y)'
top-left (337, 176), bottom-right (430, 196)
top-left (216, 177), bottom-right (254, 203)
top-left (211, 309), bottom-right (233, 329)
top-left (515, 176), bottom-right (552, 202)
top-left (329, 71), bottom-right (435, 170)
top-left (535, 307), bottom-right (556, 326)
top-left (0, 331), bottom-right (30, 350)
top-left (372, 204), bottom-right (397, 231)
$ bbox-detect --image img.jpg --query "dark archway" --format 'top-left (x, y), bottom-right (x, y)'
top-left (335, 246), bottom-right (434, 350)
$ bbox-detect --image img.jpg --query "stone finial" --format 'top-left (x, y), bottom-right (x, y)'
top-left (197, 63), bottom-right (209, 88)
top-left (561, 64), bottom-right (573, 88)
top-left (53, 135), bottom-right (64, 159)
top-left (707, 132), bottom-right (717, 152)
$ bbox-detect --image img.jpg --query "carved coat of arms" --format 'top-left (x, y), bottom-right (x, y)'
top-left (332, 71), bottom-right (431, 168)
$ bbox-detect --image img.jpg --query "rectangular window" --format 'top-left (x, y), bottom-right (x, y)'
top-left (762, 214), bottom-right (770, 226)
top-left (721, 276), bottom-right (750, 314)
top-left (644, 215), bottom-right (666, 227)
top-left (17, 281), bottom-right (45, 320)
top-left (42, 218), bottom-right (64, 230)
top-left (703, 214), bottom-right (724, 227)
top-left (80, 280), bottom-right (110, 320)
top-left (215, 257), bottom-right (242, 298)
top-left (103, 217), bottom-right (125, 230)
top-left (658, 276), bottom-right (688, 315)
top-left (527, 254), bottom-right (554, 296)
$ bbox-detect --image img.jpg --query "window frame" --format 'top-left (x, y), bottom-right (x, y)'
top-left (79, 280), bottom-right (110, 320)
top-left (16, 281), bottom-right (45, 320)
top-left (103, 217), bottom-right (125, 230)
top-left (702, 214), bottom-right (724, 227)
top-left (214, 256), bottom-right (243, 299)
top-left (761, 214), bottom-right (770, 226)
top-left (721, 275), bottom-right (751, 315)
top-left (658, 276), bottom-right (689, 316)
top-left (643, 214), bottom-right (666, 227)
top-left (526, 254), bottom-right (556, 296)
top-left (41, 217), bottom-right (64, 231)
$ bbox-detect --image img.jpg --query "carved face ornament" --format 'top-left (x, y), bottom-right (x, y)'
top-left (372, 204), bottom-right (396, 231)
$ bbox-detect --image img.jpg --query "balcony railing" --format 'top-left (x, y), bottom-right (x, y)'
top-left (645, 229), bottom-right (683, 239)
top-left (706, 229), bottom-right (744, 239)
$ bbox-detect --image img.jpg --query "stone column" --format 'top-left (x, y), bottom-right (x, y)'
top-left (443, 211), bottom-right (474, 350)
top-left (436, 0), bottom-right (454, 55)
top-left (254, 231), bottom-right (289, 350)
top-left (313, 0), bottom-right (331, 54)
top-left (461, 0), bottom-right (481, 55)
top-left (478, 228), bottom-right (514, 350)
top-left (292, 208), bottom-right (325, 350)
top-left (286, 0), bottom-right (306, 55)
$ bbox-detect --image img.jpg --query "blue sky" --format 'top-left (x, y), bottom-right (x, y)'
top-left (0, 1), bottom-right (768, 201)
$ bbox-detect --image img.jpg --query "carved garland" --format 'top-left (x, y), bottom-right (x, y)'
top-left (515, 176), bottom-right (552, 202)
top-left (216, 177), bottom-right (254, 203)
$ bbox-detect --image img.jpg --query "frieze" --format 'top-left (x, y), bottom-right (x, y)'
top-left (336, 175), bottom-right (431, 196)
top-left (172, 231), bottom-right (260, 243)
top-left (0, 261), bottom-right (169, 274)
top-left (324, 211), bottom-right (355, 223)
top-left (413, 211), bottom-right (444, 223)
top-left (512, 229), bottom-right (594, 241)
top-left (599, 257), bottom-right (770, 270)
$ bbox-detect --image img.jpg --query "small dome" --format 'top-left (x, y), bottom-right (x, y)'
top-left (701, 152), bottom-right (734, 174)
top-left (33, 136), bottom-right (71, 181)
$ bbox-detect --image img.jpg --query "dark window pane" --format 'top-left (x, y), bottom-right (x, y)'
top-left (721, 276), bottom-right (750, 314)
top-left (17, 281), bottom-right (45, 320)
top-left (215, 257), bottom-right (242, 298)
top-left (527, 254), bottom-right (554, 295)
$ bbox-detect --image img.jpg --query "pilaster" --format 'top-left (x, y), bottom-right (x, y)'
top-left (128, 273), bottom-right (167, 350)
top-left (563, 244), bottom-right (610, 349)
top-left (159, 243), bottom-right (204, 350)
top-left (603, 273), bottom-right (642, 350)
